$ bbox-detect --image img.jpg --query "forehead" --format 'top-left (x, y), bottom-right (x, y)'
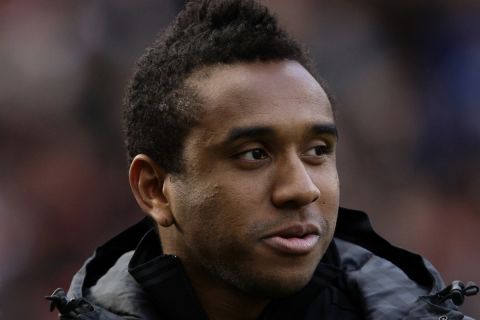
top-left (186, 60), bottom-right (334, 140)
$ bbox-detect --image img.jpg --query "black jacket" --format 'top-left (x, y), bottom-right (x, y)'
top-left (48, 208), bottom-right (477, 319)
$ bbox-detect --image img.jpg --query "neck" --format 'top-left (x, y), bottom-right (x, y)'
top-left (160, 227), bottom-right (270, 320)
top-left (187, 263), bottom-right (270, 320)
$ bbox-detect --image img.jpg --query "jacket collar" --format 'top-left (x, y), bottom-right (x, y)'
top-left (335, 208), bottom-right (434, 288)
top-left (128, 229), bottom-right (209, 320)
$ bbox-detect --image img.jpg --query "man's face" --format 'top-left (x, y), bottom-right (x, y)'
top-left (164, 60), bottom-right (339, 298)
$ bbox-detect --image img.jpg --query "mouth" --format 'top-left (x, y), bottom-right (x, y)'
top-left (261, 224), bottom-right (320, 255)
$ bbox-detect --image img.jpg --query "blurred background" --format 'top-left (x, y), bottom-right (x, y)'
top-left (0, 0), bottom-right (478, 318)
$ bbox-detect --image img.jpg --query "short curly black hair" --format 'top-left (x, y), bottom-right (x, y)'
top-left (124, 0), bottom-right (323, 173)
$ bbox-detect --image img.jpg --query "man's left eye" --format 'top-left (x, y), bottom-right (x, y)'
top-left (304, 145), bottom-right (330, 156)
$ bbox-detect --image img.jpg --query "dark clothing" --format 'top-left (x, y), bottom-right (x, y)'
top-left (49, 208), bottom-right (476, 319)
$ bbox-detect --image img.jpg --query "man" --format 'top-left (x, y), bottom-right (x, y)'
top-left (48, 1), bottom-right (477, 319)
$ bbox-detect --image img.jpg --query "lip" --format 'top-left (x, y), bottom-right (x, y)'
top-left (261, 223), bottom-right (320, 255)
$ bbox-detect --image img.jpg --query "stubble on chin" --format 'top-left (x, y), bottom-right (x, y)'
top-left (195, 223), bottom-right (333, 300)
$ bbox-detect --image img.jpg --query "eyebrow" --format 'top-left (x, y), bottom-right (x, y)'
top-left (224, 126), bottom-right (274, 144)
top-left (310, 123), bottom-right (338, 138)
top-left (223, 123), bottom-right (338, 144)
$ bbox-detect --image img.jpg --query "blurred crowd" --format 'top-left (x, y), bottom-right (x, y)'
top-left (0, 0), bottom-right (478, 318)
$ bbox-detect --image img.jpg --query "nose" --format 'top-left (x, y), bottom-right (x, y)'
top-left (271, 154), bottom-right (320, 209)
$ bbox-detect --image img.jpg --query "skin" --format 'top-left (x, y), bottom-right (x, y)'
top-left (129, 60), bottom-right (339, 320)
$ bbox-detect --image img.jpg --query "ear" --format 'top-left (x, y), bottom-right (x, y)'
top-left (128, 154), bottom-right (174, 227)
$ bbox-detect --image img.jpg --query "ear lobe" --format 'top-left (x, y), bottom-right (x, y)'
top-left (128, 154), bottom-right (174, 227)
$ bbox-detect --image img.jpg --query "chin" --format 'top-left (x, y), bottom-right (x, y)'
top-left (201, 251), bottom-right (320, 299)
top-left (238, 268), bottom-right (316, 299)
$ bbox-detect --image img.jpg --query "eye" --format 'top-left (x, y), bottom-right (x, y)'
top-left (304, 145), bottom-right (331, 157)
top-left (237, 148), bottom-right (269, 161)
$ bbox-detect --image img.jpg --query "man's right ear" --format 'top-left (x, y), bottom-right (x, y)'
top-left (128, 154), bottom-right (174, 227)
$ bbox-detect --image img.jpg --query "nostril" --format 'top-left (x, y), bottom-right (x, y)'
top-left (272, 187), bottom-right (320, 209)
top-left (281, 200), bottom-right (302, 210)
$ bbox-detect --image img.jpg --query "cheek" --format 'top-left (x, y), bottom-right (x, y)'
top-left (313, 165), bottom-right (339, 199)
top-left (173, 181), bottom-right (252, 243)
top-left (182, 190), bottom-right (258, 265)
top-left (313, 166), bottom-right (340, 222)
